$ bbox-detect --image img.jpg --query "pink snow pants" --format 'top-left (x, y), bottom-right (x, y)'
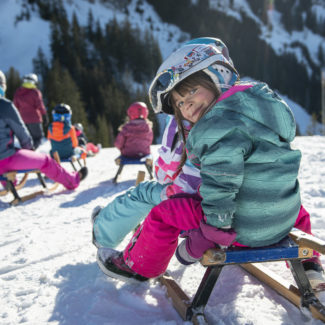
top-left (0, 149), bottom-right (80, 190)
top-left (123, 195), bottom-right (318, 278)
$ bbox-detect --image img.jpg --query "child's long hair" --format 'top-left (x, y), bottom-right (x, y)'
top-left (170, 71), bottom-right (221, 170)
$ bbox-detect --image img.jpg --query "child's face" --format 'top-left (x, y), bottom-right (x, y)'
top-left (171, 85), bottom-right (216, 123)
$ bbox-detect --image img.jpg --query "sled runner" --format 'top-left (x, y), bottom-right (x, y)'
top-left (53, 151), bottom-right (86, 171)
top-left (0, 169), bottom-right (59, 205)
top-left (159, 230), bottom-right (325, 325)
top-left (113, 155), bottom-right (153, 183)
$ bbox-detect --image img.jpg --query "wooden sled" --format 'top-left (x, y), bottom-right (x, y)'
top-left (113, 155), bottom-right (153, 184)
top-left (0, 169), bottom-right (59, 205)
top-left (0, 171), bottom-right (29, 196)
top-left (159, 230), bottom-right (325, 324)
top-left (53, 151), bottom-right (86, 171)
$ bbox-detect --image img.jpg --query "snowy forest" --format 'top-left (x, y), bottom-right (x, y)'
top-left (2, 0), bottom-right (325, 145)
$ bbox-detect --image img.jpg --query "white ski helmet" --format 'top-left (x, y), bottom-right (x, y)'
top-left (0, 70), bottom-right (7, 93)
top-left (23, 73), bottom-right (38, 84)
top-left (149, 37), bottom-right (239, 114)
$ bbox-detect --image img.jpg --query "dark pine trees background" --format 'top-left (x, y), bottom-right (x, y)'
top-left (147, 0), bottom-right (325, 129)
top-left (6, 0), bottom-right (162, 146)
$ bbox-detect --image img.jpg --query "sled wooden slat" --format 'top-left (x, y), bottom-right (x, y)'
top-left (241, 263), bottom-right (325, 322)
top-left (201, 236), bottom-right (313, 267)
top-left (159, 273), bottom-right (191, 320)
top-left (135, 171), bottom-right (145, 185)
top-left (289, 230), bottom-right (325, 255)
top-left (11, 190), bottom-right (45, 206)
top-left (1, 163), bottom-right (60, 205)
top-left (0, 172), bottom-right (29, 196)
top-left (240, 263), bottom-right (301, 307)
top-left (113, 155), bottom-right (153, 184)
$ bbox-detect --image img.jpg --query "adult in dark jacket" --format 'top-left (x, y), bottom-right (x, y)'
top-left (13, 73), bottom-right (48, 149)
top-left (0, 70), bottom-right (87, 190)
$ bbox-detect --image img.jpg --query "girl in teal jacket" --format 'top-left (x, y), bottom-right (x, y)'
top-left (96, 37), bottom-right (303, 281)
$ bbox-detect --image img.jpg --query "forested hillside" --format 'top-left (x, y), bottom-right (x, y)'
top-left (2, 0), bottom-right (325, 144)
top-left (5, 0), bottom-right (162, 146)
top-left (148, 0), bottom-right (324, 120)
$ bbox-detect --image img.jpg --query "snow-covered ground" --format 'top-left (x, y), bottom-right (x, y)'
top-left (1, 137), bottom-right (325, 325)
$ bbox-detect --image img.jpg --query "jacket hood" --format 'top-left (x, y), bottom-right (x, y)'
top-left (217, 82), bottom-right (296, 142)
top-left (123, 119), bottom-right (151, 133)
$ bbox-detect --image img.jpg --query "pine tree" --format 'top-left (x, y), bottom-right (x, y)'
top-left (5, 67), bottom-right (21, 101)
top-left (86, 9), bottom-right (94, 40)
top-left (96, 114), bottom-right (111, 147)
top-left (33, 47), bottom-right (49, 84)
top-left (44, 60), bottom-right (88, 131)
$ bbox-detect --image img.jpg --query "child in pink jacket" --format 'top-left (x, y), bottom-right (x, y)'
top-left (114, 102), bottom-right (153, 158)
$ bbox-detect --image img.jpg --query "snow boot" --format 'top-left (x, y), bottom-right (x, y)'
top-left (78, 167), bottom-right (88, 181)
top-left (97, 247), bottom-right (148, 282)
top-left (91, 205), bottom-right (103, 248)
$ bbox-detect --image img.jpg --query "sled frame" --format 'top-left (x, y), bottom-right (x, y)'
top-left (0, 152), bottom-right (65, 205)
top-left (160, 230), bottom-right (325, 324)
top-left (0, 169), bottom-right (59, 205)
top-left (53, 151), bottom-right (86, 171)
top-left (113, 155), bottom-right (153, 183)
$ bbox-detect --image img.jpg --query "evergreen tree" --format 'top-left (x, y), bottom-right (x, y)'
top-left (5, 67), bottom-right (21, 101)
top-left (86, 9), bottom-right (94, 41)
top-left (95, 115), bottom-right (111, 147)
top-left (318, 44), bottom-right (324, 67)
top-left (33, 47), bottom-right (49, 85)
top-left (44, 60), bottom-right (88, 131)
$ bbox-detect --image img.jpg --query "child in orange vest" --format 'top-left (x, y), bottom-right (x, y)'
top-left (47, 104), bottom-right (87, 160)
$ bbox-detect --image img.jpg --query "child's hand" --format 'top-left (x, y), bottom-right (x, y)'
top-left (176, 221), bottom-right (236, 265)
top-left (199, 220), bottom-right (236, 246)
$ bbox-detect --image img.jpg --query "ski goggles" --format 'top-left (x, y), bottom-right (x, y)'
top-left (149, 45), bottom-right (228, 114)
top-left (149, 69), bottom-right (179, 114)
top-left (52, 113), bottom-right (71, 122)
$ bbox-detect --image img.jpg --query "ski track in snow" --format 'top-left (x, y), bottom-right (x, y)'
top-left (0, 138), bottom-right (325, 325)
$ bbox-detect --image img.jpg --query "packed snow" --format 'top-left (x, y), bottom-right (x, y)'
top-left (1, 136), bottom-right (325, 325)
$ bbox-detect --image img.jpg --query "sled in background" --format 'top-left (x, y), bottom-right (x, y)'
top-left (0, 151), bottom-right (68, 206)
top-left (53, 151), bottom-right (86, 171)
top-left (113, 155), bottom-right (153, 184)
top-left (0, 169), bottom-right (59, 205)
top-left (160, 230), bottom-right (325, 325)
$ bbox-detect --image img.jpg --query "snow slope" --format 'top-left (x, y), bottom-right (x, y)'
top-left (1, 137), bottom-right (325, 325)
top-left (0, 0), bottom-right (322, 135)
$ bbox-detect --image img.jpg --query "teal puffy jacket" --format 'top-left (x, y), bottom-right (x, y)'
top-left (186, 82), bottom-right (301, 247)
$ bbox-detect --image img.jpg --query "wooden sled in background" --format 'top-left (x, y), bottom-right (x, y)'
top-left (113, 155), bottom-right (153, 184)
top-left (53, 151), bottom-right (86, 171)
top-left (0, 169), bottom-right (59, 205)
top-left (159, 230), bottom-right (325, 325)
top-left (0, 152), bottom-right (66, 206)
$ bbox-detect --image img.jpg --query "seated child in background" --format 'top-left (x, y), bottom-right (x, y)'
top-left (74, 123), bottom-right (101, 156)
top-left (114, 102), bottom-right (153, 158)
top-left (47, 104), bottom-right (87, 160)
top-left (0, 71), bottom-right (88, 190)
